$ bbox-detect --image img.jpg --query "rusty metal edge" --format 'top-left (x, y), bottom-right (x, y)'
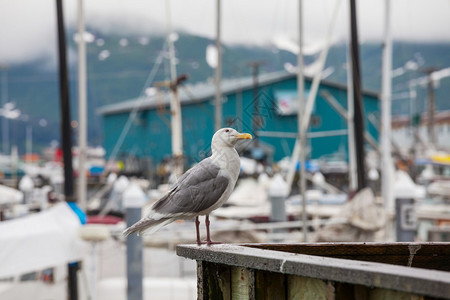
top-left (176, 244), bottom-right (450, 299)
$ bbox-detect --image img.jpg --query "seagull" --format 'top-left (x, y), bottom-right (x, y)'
top-left (123, 128), bottom-right (252, 245)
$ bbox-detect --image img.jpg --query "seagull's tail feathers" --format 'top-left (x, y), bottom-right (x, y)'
top-left (122, 217), bottom-right (174, 237)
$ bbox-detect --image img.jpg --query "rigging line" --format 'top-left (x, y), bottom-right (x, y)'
top-left (179, 85), bottom-right (217, 122)
top-left (139, 42), bottom-right (169, 99)
top-left (106, 50), bottom-right (165, 164)
top-left (301, 0), bottom-right (343, 132)
top-left (178, 84), bottom-right (222, 161)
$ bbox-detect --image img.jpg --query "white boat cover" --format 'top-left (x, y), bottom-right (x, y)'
top-left (0, 184), bottom-right (23, 205)
top-left (0, 202), bottom-right (83, 278)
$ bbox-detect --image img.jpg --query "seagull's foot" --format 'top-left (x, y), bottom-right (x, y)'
top-left (195, 239), bottom-right (221, 246)
top-left (205, 239), bottom-right (222, 246)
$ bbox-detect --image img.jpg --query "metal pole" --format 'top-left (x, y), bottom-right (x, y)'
top-left (55, 1), bottom-right (77, 299)
top-left (349, 0), bottom-right (367, 191)
top-left (346, 43), bottom-right (357, 192)
top-left (214, 0), bottom-right (222, 131)
top-left (124, 184), bottom-right (145, 300)
top-left (269, 174), bottom-right (288, 242)
top-left (91, 242), bottom-right (98, 300)
top-left (381, 0), bottom-right (393, 210)
top-left (297, 0), bottom-right (307, 242)
top-left (77, 0), bottom-right (88, 211)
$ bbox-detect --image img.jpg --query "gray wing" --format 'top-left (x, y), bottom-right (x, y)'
top-left (152, 158), bottom-right (229, 215)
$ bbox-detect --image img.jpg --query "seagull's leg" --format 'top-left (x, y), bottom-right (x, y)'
top-left (205, 215), bottom-right (221, 245)
top-left (195, 216), bottom-right (202, 245)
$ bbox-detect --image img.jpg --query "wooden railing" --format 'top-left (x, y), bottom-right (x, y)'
top-left (177, 242), bottom-right (450, 299)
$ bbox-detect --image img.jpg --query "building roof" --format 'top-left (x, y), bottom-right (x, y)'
top-left (98, 70), bottom-right (379, 116)
top-left (392, 110), bottom-right (450, 128)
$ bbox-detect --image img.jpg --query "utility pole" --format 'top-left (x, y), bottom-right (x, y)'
top-left (297, 0), bottom-right (307, 242)
top-left (77, 0), bottom-right (88, 212)
top-left (26, 126), bottom-right (32, 161)
top-left (165, 0), bottom-right (183, 177)
top-left (409, 82), bottom-right (419, 159)
top-left (381, 0), bottom-right (393, 210)
top-left (251, 61), bottom-right (260, 133)
top-left (349, 0), bottom-right (367, 191)
top-left (55, 0), bottom-right (77, 299)
top-left (214, 0), bottom-right (222, 131)
top-left (423, 67), bottom-right (437, 147)
top-left (249, 61), bottom-right (264, 142)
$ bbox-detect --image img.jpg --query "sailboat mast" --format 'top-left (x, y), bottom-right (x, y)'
top-left (55, 0), bottom-right (75, 203)
top-left (381, 0), bottom-right (393, 210)
top-left (346, 51), bottom-right (357, 191)
top-left (297, 0), bottom-right (307, 242)
top-left (55, 1), bottom-right (78, 299)
top-left (166, 0), bottom-right (183, 175)
top-left (425, 68), bottom-right (437, 146)
top-left (349, 0), bottom-right (367, 191)
top-left (214, 0), bottom-right (222, 131)
top-left (77, 0), bottom-right (87, 211)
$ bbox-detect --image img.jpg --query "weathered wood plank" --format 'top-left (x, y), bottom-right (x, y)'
top-left (244, 243), bottom-right (450, 272)
top-left (255, 271), bottom-right (286, 300)
top-left (334, 282), bottom-right (356, 300)
top-left (352, 284), bottom-right (369, 300)
top-left (231, 267), bottom-right (250, 300)
top-left (369, 288), bottom-right (425, 300)
top-left (217, 264), bottom-right (232, 300)
top-left (198, 261), bottom-right (232, 300)
top-left (248, 269), bottom-right (256, 300)
top-left (197, 261), bottom-right (209, 300)
top-left (287, 275), bottom-right (332, 300)
top-left (177, 244), bottom-right (450, 299)
top-left (333, 283), bottom-right (429, 300)
top-left (203, 263), bottom-right (231, 300)
top-left (244, 243), bottom-right (449, 256)
top-left (208, 263), bottom-right (231, 300)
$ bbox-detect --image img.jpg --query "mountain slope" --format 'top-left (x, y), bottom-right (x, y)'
top-left (2, 30), bottom-right (450, 153)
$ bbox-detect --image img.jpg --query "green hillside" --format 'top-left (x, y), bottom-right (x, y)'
top-left (2, 29), bottom-right (450, 154)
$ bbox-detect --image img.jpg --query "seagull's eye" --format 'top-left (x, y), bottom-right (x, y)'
top-left (225, 129), bottom-right (229, 133)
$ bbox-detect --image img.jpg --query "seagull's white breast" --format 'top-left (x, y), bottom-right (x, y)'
top-left (199, 147), bottom-right (240, 214)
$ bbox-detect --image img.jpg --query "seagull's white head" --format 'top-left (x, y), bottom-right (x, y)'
top-left (211, 128), bottom-right (252, 149)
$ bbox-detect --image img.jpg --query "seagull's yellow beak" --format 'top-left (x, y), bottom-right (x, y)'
top-left (235, 133), bottom-right (252, 140)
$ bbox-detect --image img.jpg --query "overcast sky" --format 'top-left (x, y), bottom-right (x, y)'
top-left (1, 0), bottom-right (449, 65)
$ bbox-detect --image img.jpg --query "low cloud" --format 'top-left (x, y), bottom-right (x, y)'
top-left (1, 0), bottom-right (449, 65)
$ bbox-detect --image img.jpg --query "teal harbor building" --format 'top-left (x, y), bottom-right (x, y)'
top-left (98, 71), bottom-right (380, 167)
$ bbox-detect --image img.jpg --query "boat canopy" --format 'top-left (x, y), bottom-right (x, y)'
top-left (0, 203), bottom-right (83, 278)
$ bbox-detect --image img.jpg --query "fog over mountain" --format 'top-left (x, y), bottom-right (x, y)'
top-left (2, 23), bottom-right (449, 154)
top-left (1, 0), bottom-right (449, 65)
